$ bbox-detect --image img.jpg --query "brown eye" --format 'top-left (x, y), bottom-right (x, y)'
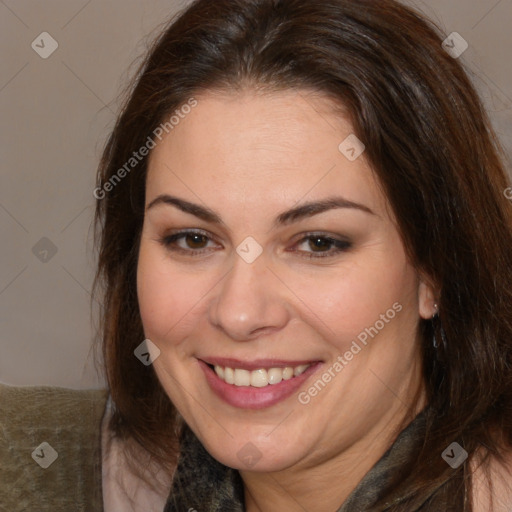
top-left (308, 236), bottom-right (333, 252)
top-left (183, 233), bottom-right (209, 249)
top-left (294, 234), bottom-right (352, 259)
top-left (159, 230), bottom-right (218, 256)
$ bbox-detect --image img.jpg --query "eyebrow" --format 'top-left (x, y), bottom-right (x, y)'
top-left (146, 194), bottom-right (376, 227)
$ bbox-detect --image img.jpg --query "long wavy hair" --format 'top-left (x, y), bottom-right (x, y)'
top-left (93, 0), bottom-right (512, 509)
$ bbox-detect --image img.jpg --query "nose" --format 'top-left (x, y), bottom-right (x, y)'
top-left (208, 251), bottom-right (291, 341)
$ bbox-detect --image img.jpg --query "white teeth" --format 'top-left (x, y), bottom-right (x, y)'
top-left (213, 363), bottom-right (311, 387)
top-left (267, 368), bottom-right (283, 385)
top-left (250, 369), bottom-right (268, 388)
top-left (294, 364), bottom-right (309, 377)
top-left (224, 367), bottom-right (234, 385)
top-left (214, 366), bottom-right (224, 379)
top-left (234, 369), bottom-right (251, 386)
top-left (282, 367), bottom-right (294, 380)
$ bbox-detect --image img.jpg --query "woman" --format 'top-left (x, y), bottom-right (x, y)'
top-left (94, 0), bottom-right (512, 510)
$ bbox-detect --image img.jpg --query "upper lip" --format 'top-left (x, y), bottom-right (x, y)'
top-left (199, 357), bottom-right (320, 371)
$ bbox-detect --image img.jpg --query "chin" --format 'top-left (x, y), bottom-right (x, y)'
top-left (198, 427), bottom-right (309, 473)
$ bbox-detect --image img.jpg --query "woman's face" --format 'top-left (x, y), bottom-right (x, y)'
top-left (137, 89), bottom-right (435, 473)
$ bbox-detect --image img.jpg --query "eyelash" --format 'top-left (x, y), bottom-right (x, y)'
top-left (157, 230), bottom-right (352, 259)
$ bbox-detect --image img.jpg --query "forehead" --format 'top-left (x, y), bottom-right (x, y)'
top-left (146, 89), bottom-right (387, 220)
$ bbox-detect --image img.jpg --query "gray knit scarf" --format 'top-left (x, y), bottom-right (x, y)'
top-left (164, 409), bottom-right (464, 511)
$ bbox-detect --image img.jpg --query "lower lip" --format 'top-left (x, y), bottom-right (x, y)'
top-left (198, 360), bottom-right (322, 410)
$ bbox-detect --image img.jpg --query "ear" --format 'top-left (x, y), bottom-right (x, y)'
top-left (418, 277), bottom-right (438, 320)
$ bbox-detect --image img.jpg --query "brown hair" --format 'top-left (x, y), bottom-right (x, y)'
top-left (93, 0), bottom-right (512, 508)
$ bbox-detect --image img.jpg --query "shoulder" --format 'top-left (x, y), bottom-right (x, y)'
top-left (470, 445), bottom-right (512, 512)
top-left (101, 396), bottom-right (176, 512)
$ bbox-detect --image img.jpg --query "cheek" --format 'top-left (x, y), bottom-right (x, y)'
top-left (136, 242), bottom-right (206, 343)
top-left (292, 250), bottom-right (417, 351)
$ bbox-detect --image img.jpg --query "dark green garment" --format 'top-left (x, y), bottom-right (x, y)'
top-left (0, 383), bottom-right (108, 512)
top-left (164, 410), bottom-right (464, 511)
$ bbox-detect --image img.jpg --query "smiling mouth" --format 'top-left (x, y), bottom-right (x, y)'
top-left (200, 359), bottom-right (322, 409)
top-left (207, 363), bottom-right (310, 387)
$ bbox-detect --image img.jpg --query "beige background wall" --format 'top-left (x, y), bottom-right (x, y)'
top-left (1, 0), bottom-right (511, 389)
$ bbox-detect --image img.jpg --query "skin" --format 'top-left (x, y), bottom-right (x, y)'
top-left (136, 89), bottom-right (438, 511)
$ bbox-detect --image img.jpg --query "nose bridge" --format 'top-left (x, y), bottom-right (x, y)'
top-left (209, 249), bottom-right (289, 340)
